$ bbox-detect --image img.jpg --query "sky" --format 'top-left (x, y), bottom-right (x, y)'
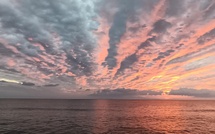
top-left (0, 0), bottom-right (215, 99)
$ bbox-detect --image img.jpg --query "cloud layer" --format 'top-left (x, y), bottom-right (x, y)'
top-left (0, 0), bottom-right (214, 97)
top-left (90, 88), bottom-right (215, 99)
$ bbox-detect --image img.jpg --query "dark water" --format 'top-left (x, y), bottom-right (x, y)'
top-left (0, 100), bottom-right (215, 134)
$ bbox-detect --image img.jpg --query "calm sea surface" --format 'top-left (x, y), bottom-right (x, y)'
top-left (0, 100), bottom-right (215, 134)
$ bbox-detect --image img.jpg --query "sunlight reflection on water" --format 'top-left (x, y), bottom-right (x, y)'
top-left (0, 100), bottom-right (215, 134)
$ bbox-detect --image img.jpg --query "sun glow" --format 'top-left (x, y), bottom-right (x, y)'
top-left (0, 78), bottom-right (20, 84)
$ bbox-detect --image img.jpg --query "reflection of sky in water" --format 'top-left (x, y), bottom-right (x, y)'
top-left (92, 100), bottom-right (215, 133)
top-left (1, 100), bottom-right (215, 133)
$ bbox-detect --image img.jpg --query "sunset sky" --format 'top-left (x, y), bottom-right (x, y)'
top-left (0, 0), bottom-right (215, 98)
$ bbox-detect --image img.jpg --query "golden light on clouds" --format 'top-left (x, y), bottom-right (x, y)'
top-left (0, 0), bottom-right (214, 96)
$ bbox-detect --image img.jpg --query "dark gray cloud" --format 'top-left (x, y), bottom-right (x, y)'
top-left (21, 82), bottom-right (35, 86)
top-left (150, 19), bottom-right (172, 34)
top-left (0, 84), bottom-right (81, 99)
top-left (138, 36), bottom-right (155, 49)
top-left (43, 83), bottom-right (59, 87)
top-left (197, 28), bottom-right (215, 45)
top-left (158, 60), bottom-right (166, 68)
top-left (90, 88), bottom-right (162, 99)
top-left (91, 88), bottom-right (215, 99)
top-left (169, 88), bottom-right (215, 98)
top-left (115, 36), bottom-right (157, 75)
top-left (176, 43), bottom-right (184, 49)
top-left (115, 54), bottom-right (138, 76)
top-left (0, 66), bottom-right (20, 74)
top-left (153, 49), bottom-right (175, 61)
top-left (0, 43), bottom-right (16, 56)
top-left (104, 0), bottom-right (132, 69)
top-left (104, 0), bottom-right (137, 69)
top-left (0, 0), bottom-right (98, 78)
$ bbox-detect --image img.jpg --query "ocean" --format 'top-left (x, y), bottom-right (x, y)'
top-left (0, 99), bottom-right (215, 134)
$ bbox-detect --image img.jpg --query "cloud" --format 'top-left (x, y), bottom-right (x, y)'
top-left (0, 84), bottom-right (82, 99)
top-left (115, 54), bottom-right (138, 75)
top-left (114, 35), bottom-right (157, 76)
top-left (166, 44), bottom-right (215, 67)
top-left (43, 83), bottom-right (59, 87)
top-left (0, 80), bottom-right (7, 83)
top-left (0, 0), bottom-right (98, 72)
top-left (0, 43), bottom-right (16, 56)
top-left (169, 88), bottom-right (215, 98)
top-left (90, 88), bottom-right (162, 99)
top-left (176, 43), bottom-right (184, 49)
top-left (0, 0), bottom-right (215, 95)
top-left (90, 88), bottom-right (215, 99)
top-left (165, 0), bottom-right (185, 17)
top-left (153, 49), bottom-right (175, 61)
top-left (138, 36), bottom-right (156, 49)
top-left (150, 19), bottom-right (172, 34)
top-left (104, 0), bottom-right (139, 69)
top-left (104, 1), bottom-right (130, 68)
top-left (21, 82), bottom-right (35, 86)
top-left (0, 0), bottom-right (102, 88)
top-left (197, 28), bottom-right (215, 45)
